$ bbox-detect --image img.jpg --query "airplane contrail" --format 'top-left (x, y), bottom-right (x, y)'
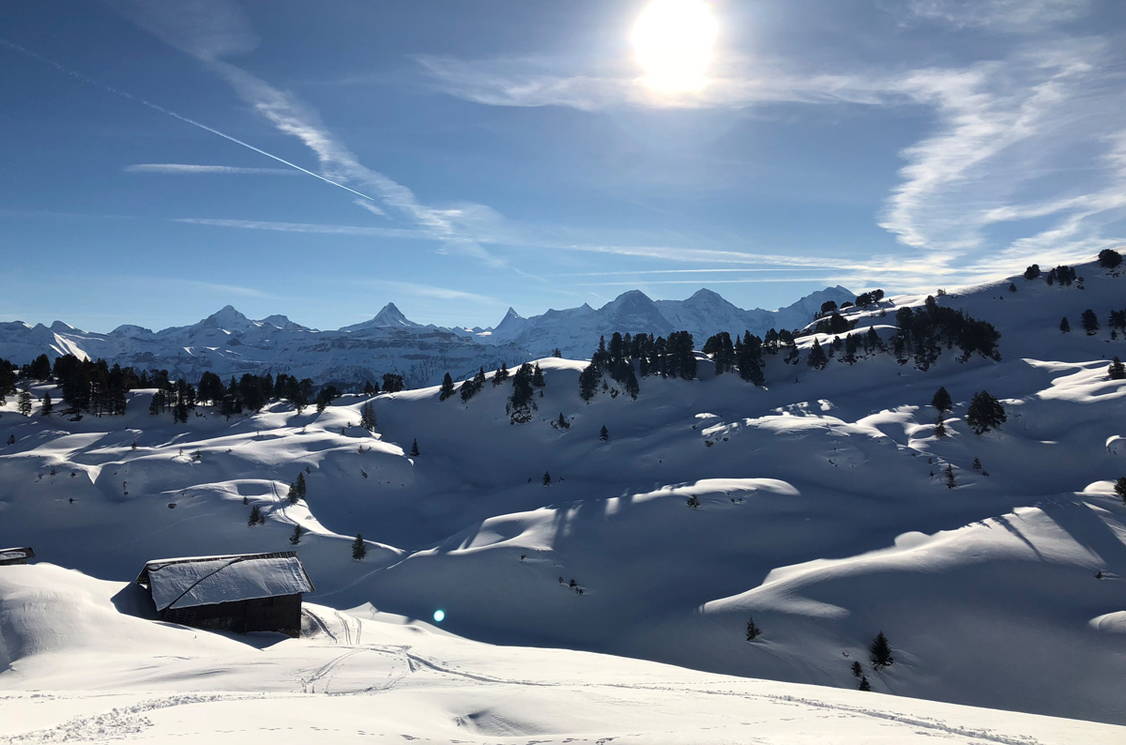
top-left (0, 38), bottom-right (379, 203)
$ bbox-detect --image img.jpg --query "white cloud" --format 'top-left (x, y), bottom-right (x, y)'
top-left (416, 53), bottom-right (896, 112)
top-left (906, 0), bottom-right (1092, 32)
top-left (356, 280), bottom-right (502, 305)
top-left (125, 163), bottom-right (295, 175)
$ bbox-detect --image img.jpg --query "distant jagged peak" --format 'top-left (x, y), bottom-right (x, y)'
top-left (259, 314), bottom-right (308, 331)
top-left (201, 304), bottom-right (254, 331)
top-left (372, 302), bottom-right (418, 327)
top-left (340, 302), bottom-right (421, 332)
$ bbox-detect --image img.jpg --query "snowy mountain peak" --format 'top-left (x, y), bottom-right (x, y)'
top-left (371, 302), bottom-right (418, 328)
top-left (501, 307), bottom-right (523, 322)
top-left (259, 314), bottom-right (307, 331)
top-left (201, 305), bottom-right (254, 332)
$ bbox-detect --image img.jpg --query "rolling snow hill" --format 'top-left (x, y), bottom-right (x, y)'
top-left (1, 258), bottom-right (1125, 733)
top-left (1, 563), bottom-right (1119, 744)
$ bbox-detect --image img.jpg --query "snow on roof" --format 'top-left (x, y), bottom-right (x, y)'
top-left (0, 547), bottom-right (34, 561)
top-left (138, 552), bottom-right (314, 611)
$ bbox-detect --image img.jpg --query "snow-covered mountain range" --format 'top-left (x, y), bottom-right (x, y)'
top-left (0, 287), bottom-right (855, 386)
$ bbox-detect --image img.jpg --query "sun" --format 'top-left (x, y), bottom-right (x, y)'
top-left (631, 0), bottom-right (719, 94)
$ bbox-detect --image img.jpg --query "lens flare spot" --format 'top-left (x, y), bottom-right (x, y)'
top-left (432, 608), bottom-right (446, 623)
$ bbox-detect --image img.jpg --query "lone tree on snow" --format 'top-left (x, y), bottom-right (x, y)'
top-left (599, 425), bottom-right (609, 441)
top-left (18, 391), bottom-right (32, 417)
top-left (945, 464), bottom-right (956, 489)
top-left (1082, 309), bottom-right (1100, 335)
top-left (1115, 477), bottom-right (1126, 503)
top-left (858, 675), bottom-right (871, 691)
top-left (869, 631), bottom-right (894, 669)
top-left (1060, 316), bottom-right (1071, 333)
top-left (287, 473), bottom-right (306, 504)
top-left (1098, 248), bottom-right (1122, 268)
top-left (542, 471), bottom-right (552, 486)
top-left (409, 439), bottom-right (420, 457)
top-left (966, 391), bottom-right (1006, 434)
top-left (439, 372), bottom-right (456, 401)
top-left (850, 661), bottom-right (863, 678)
top-left (1108, 357), bottom-right (1125, 380)
top-left (352, 534), bottom-right (367, 560)
top-left (289, 524), bottom-right (305, 545)
top-left (555, 412), bottom-right (569, 429)
top-left (934, 416), bottom-right (947, 438)
top-left (931, 386), bottom-right (952, 415)
top-left (41, 392), bottom-right (53, 416)
top-left (360, 402), bottom-right (377, 431)
top-left (247, 505), bottom-right (263, 526)
top-left (745, 616), bottom-right (762, 641)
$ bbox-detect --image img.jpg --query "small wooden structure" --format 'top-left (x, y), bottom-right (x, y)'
top-left (0, 547), bottom-right (34, 566)
top-left (135, 551), bottom-right (314, 637)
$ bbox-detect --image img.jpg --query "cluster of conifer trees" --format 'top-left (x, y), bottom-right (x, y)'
top-left (576, 331), bottom-right (703, 400)
top-left (4, 352), bottom-right (351, 421)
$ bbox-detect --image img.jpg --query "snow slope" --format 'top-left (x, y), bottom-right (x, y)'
top-left (0, 564), bottom-right (1120, 745)
top-left (1, 259), bottom-right (1125, 730)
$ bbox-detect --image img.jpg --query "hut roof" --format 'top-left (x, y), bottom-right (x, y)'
top-left (0, 547), bottom-right (34, 562)
top-left (136, 551), bottom-right (314, 611)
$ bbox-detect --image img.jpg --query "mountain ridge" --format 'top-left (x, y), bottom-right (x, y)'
top-left (0, 286), bottom-right (856, 385)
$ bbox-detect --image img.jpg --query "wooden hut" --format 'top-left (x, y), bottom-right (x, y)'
top-left (135, 551), bottom-right (314, 637)
top-left (0, 547), bottom-right (34, 566)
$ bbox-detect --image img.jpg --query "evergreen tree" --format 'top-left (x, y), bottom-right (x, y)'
top-left (1114, 477), bottom-right (1126, 502)
top-left (289, 524), bottom-right (305, 545)
top-left (360, 402), bottom-right (377, 431)
top-left (578, 364), bottom-right (601, 401)
top-left (807, 339), bottom-right (828, 370)
top-left (972, 457), bottom-right (983, 471)
top-left (1098, 248), bottom-right (1122, 268)
top-left (555, 412), bottom-right (569, 429)
top-left (931, 386), bottom-right (952, 415)
top-left (29, 354), bottom-right (51, 381)
top-left (542, 471), bottom-right (551, 486)
top-left (288, 473), bottom-right (306, 504)
top-left (599, 425), bottom-right (609, 441)
top-left (1109, 357), bottom-right (1126, 380)
top-left (745, 616), bottom-right (762, 641)
top-left (934, 417), bottom-right (947, 438)
top-left (1060, 316), bottom-right (1071, 333)
top-left (509, 363), bottom-right (536, 413)
top-left (492, 363), bottom-right (509, 386)
top-left (966, 391), bottom-right (1006, 434)
top-left (1082, 309), bottom-right (1100, 335)
top-left (439, 372), bottom-right (456, 400)
top-left (858, 675), bottom-right (871, 691)
top-left (248, 504), bottom-right (262, 526)
top-left (352, 534), bottom-right (367, 560)
top-left (945, 464), bottom-right (956, 489)
top-left (532, 363), bottom-right (546, 387)
top-left (409, 439), bottom-right (420, 457)
top-left (1023, 264), bottom-right (1041, 280)
top-left (869, 631), bottom-right (894, 668)
top-left (552, 348), bottom-right (562, 357)
top-left (381, 373), bottom-right (405, 393)
top-left (18, 390), bottom-right (32, 416)
top-left (850, 661), bottom-right (863, 678)
top-left (40, 392), bottom-right (53, 416)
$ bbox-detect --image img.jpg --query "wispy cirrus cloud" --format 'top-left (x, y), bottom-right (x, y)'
top-left (355, 279), bottom-right (502, 305)
top-left (108, 0), bottom-right (507, 268)
top-left (125, 163), bottom-right (295, 175)
top-left (905, 0), bottom-right (1092, 32)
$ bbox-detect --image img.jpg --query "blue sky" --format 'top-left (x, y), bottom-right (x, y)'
top-left (2, 0), bottom-right (1125, 331)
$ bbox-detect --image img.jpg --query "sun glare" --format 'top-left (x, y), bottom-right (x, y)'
top-left (631, 0), bottom-right (719, 94)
